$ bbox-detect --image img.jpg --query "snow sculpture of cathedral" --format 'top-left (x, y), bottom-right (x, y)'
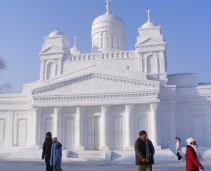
top-left (0, 1), bottom-right (211, 158)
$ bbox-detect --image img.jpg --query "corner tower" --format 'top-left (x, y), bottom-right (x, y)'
top-left (91, 0), bottom-right (125, 53)
top-left (136, 10), bottom-right (167, 83)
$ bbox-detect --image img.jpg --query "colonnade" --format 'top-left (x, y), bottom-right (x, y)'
top-left (32, 103), bottom-right (161, 150)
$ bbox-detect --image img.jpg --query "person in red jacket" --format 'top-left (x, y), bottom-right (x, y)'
top-left (185, 137), bottom-right (204, 171)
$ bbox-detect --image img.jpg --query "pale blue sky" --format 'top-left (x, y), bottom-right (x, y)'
top-left (0, 0), bottom-right (210, 92)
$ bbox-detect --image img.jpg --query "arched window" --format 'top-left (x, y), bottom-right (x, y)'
top-left (46, 62), bottom-right (56, 80)
top-left (147, 55), bottom-right (157, 73)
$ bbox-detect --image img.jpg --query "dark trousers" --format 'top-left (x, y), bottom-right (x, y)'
top-left (45, 158), bottom-right (52, 171)
top-left (177, 152), bottom-right (183, 160)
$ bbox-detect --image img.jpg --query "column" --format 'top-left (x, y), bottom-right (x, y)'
top-left (150, 103), bottom-right (161, 149)
top-left (54, 107), bottom-right (60, 138)
top-left (144, 57), bottom-right (147, 73)
top-left (75, 106), bottom-right (84, 150)
top-left (39, 60), bottom-right (45, 80)
top-left (138, 53), bottom-right (143, 72)
top-left (124, 104), bottom-right (134, 150)
top-left (4, 111), bottom-right (14, 146)
top-left (31, 107), bottom-right (40, 148)
top-left (57, 59), bottom-right (62, 76)
top-left (159, 51), bottom-right (165, 73)
top-left (168, 103), bottom-right (176, 148)
top-left (99, 105), bottom-right (110, 150)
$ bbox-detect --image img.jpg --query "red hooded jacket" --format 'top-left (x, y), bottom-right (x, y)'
top-left (185, 145), bottom-right (202, 171)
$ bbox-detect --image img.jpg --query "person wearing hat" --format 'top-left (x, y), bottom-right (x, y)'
top-left (134, 130), bottom-right (154, 171)
top-left (42, 132), bottom-right (53, 171)
top-left (185, 137), bottom-right (204, 171)
top-left (175, 137), bottom-right (183, 161)
top-left (50, 137), bottom-right (63, 171)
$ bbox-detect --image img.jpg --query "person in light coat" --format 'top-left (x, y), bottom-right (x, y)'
top-left (175, 137), bottom-right (183, 161)
top-left (50, 137), bottom-right (63, 171)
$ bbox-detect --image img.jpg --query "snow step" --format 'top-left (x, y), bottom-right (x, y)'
top-left (67, 150), bottom-right (106, 159)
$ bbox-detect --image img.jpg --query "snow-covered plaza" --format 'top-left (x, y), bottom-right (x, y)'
top-left (0, 159), bottom-right (211, 171)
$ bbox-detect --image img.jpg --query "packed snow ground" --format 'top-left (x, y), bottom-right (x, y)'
top-left (0, 159), bottom-right (211, 171)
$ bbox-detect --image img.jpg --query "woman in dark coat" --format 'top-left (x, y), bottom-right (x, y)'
top-left (42, 132), bottom-right (53, 171)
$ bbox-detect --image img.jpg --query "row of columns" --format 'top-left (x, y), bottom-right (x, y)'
top-left (32, 103), bottom-right (161, 150)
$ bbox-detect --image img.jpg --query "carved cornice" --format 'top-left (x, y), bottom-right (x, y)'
top-left (176, 95), bottom-right (211, 102)
top-left (32, 74), bottom-right (159, 95)
top-left (136, 44), bottom-right (165, 49)
top-left (33, 92), bottom-right (158, 102)
top-left (0, 101), bottom-right (31, 107)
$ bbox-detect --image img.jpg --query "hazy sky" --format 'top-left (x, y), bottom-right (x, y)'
top-left (0, 0), bottom-right (210, 92)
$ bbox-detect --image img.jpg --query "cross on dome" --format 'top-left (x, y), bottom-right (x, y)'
top-left (146, 9), bottom-right (151, 22)
top-left (105, 0), bottom-right (111, 14)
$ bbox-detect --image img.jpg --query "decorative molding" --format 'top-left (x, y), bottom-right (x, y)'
top-left (101, 105), bottom-right (108, 113)
top-left (189, 108), bottom-right (205, 112)
top-left (33, 92), bottom-right (158, 102)
top-left (66, 50), bottom-right (136, 63)
top-left (150, 103), bottom-right (158, 111)
top-left (54, 107), bottom-right (60, 114)
top-left (125, 104), bottom-right (133, 112)
top-left (176, 95), bottom-right (211, 102)
top-left (32, 74), bottom-right (158, 95)
top-left (0, 102), bottom-right (31, 106)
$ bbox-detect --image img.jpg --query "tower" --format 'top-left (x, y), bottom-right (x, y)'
top-left (39, 30), bottom-right (70, 82)
top-left (136, 10), bottom-right (167, 83)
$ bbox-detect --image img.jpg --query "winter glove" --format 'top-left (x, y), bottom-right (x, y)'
top-left (199, 166), bottom-right (204, 170)
top-left (42, 156), bottom-right (44, 160)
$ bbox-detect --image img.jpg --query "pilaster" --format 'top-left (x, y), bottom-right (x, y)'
top-left (31, 107), bottom-right (40, 149)
top-left (75, 106), bottom-right (85, 150)
top-left (168, 103), bottom-right (176, 148)
top-left (99, 105), bottom-right (110, 150)
top-left (124, 104), bottom-right (134, 150)
top-left (150, 103), bottom-right (161, 149)
top-left (4, 111), bottom-right (14, 146)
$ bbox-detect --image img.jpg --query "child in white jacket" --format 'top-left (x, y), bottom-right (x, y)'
top-left (175, 137), bottom-right (183, 161)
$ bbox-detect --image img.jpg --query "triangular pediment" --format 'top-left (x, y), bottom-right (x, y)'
top-left (137, 38), bottom-right (162, 46)
top-left (32, 72), bottom-right (159, 96)
top-left (39, 46), bottom-right (64, 54)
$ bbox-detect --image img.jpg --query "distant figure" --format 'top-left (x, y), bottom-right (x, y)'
top-left (134, 130), bottom-right (154, 171)
top-left (42, 132), bottom-right (53, 171)
top-left (185, 137), bottom-right (204, 171)
top-left (50, 137), bottom-right (63, 171)
top-left (175, 137), bottom-right (183, 161)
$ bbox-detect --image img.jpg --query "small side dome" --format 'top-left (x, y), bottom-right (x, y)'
top-left (70, 47), bottom-right (82, 54)
top-left (70, 37), bottom-right (82, 54)
top-left (49, 30), bottom-right (64, 37)
top-left (141, 21), bottom-right (157, 28)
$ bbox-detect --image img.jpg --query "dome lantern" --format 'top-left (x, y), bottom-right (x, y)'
top-left (91, 0), bottom-right (125, 53)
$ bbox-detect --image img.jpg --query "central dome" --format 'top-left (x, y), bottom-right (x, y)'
top-left (92, 13), bottom-right (125, 29)
top-left (91, 13), bottom-right (125, 53)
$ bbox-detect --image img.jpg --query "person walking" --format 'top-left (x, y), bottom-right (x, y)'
top-left (185, 137), bottom-right (204, 171)
top-left (42, 132), bottom-right (53, 171)
top-left (175, 137), bottom-right (183, 161)
top-left (135, 130), bottom-right (154, 171)
top-left (50, 137), bottom-right (63, 171)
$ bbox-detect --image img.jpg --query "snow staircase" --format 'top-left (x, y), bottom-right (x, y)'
top-left (67, 150), bottom-right (111, 160)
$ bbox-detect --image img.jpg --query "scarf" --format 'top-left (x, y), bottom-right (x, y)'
top-left (146, 138), bottom-right (150, 162)
top-left (188, 144), bottom-right (204, 162)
